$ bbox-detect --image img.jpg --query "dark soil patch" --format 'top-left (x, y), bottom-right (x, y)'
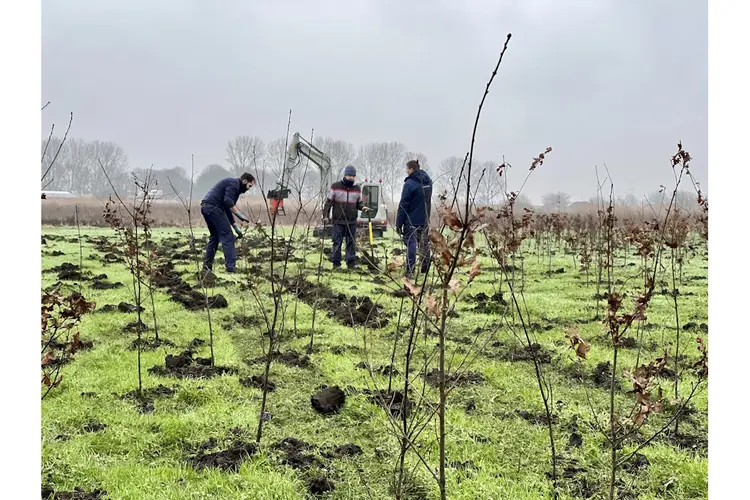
top-left (169, 284), bottom-right (228, 311)
top-left (274, 437), bottom-right (319, 470)
top-left (80, 392), bottom-right (97, 398)
top-left (496, 343), bottom-right (552, 364)
top-left (323, 443), bottom-right (362, 459)
top-left (424, 368), bottom-right (484, 388)
top-left (372, 276), bottom-right (387, 285)
top-left (190, 440), bottom-right (258, 472)
top-left (91, 278), bottom-right (123, 290)
top-left (307, 475), bottom-right (335, 495)
top-left (472, 291), bottom-right (507, 314)
top-left (360, 389), bottom-right (412, 418)
top-left (355, 362), bottom-right (399, 376)
top-left (593, 361), bottom-right (613, 388)
top-left (619, 337), bottom-right (638, 349)
top-left (222, 313), bottom-right (262, 330)
top-left (465, 399), bottom-right (476, 413)
top-left (330, 344), bottom-right (361, 355)
top-left (240, 375), bottom-right (276, 392)
top-left (623, 453), bottom-right (650, 473)
top-left (119, 384), bottom-right (176, 413)
top-left (46, 262), bottom-right (87, 281)
top-left (42, 487), bottom-right (107, 499)
top-left (187, 338), bottom-right (205, 350)
top-left (118, 302), bottom-right (144, 313)
top-left (122, 320), bottom-right (150, 333)
top-left (543, 267), bottom-right (566, 275)
top-left (128, 337), bottom-right (176, 351)
top-left (149, 351), bottom-right (237, 379)
top-left (281, 277), bottom-right (390, 328)
top-left (82, 421), bottom-right (107, 433)
top-left (662, 431), bottom-right (708, 454)
top-left (312, 385), bottom-right (346, 414)
top-left (683, 321), bottom-right (708, 332)
top-left (567, 416), bottom-right (583, 449)
top-left (513, 409), bottom-right (558, 426)
top-left (49, 250), bottom-right (65, 256)
top-left (245, 349), bottom-right (311, 369)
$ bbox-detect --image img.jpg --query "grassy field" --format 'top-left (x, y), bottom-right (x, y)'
top-left (41, 225), bottom-right (708, 500)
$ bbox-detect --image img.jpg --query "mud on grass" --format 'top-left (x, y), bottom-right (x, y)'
top-left (148, 350), bottom-right (238, 379)
top-left (280, 276), bottom-right (391, 328)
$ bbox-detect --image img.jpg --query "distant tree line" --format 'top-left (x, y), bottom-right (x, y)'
top-left (40, 134), bottom-right (701, 211)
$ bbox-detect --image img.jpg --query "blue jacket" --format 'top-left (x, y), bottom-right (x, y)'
top-left (202, 178), bottom-right (241, 224)
top-left (396, 169), bottom-right (433, 229)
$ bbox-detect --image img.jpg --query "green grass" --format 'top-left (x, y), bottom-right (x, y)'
top-left (41, 226), bottom-right (708, 499)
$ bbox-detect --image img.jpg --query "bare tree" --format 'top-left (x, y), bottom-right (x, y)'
top-left (358, 142), bottom-right (407, 202)
top-left (315, 136), bottom-right (357, 182)
top-left (541, 191), bottom-right (571, 212)
top-left (226, 135), bottom-right (265, 177)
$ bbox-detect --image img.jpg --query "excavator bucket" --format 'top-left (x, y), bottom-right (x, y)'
top-left (270, 198), bottom-right (285, 215)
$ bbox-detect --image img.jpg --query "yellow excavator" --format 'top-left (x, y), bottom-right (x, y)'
top-left (267, 132), bottom-right (389, 238)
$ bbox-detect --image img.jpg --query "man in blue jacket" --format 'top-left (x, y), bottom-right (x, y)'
top-left (200, 173), bottom-right (255, 274)
top-left (396, 159), bottom-right (433, 276)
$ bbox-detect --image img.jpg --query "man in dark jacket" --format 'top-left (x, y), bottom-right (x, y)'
top-left (396, 159), bottom-right (433, 276)
top-left (200, 172), bottom-right (255, 274)
top-left (322, 165), bottom-right (369, 269)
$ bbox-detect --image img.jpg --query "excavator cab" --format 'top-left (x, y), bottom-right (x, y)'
top-left (360, 184), bottom-right (380, 218)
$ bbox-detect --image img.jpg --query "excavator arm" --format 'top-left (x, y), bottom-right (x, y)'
top-left (267, 132), bottom-right (333, 215)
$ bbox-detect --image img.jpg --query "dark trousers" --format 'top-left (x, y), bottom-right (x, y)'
top-left (201, 204), bottom-right (237, 272)
top-left (331, 223), bottom-right (357, 267)
top-left (404, 225), bottom-right (430, 275)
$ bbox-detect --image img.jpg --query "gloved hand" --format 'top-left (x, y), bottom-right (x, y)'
top-left (322, 217), bottom-right (331, 225)
top-left (232, 224), bottom-right (243, 239)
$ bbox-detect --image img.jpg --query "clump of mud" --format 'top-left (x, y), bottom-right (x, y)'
top-left (472, 291), bottom-right (507, 314)
top-left (311, 385), bottom-right (346, 414)
top-left (189, 428), bottom-right (258, 472)
top-left (119, 384), bottom-right (177, 413)
top-left (496, 342), bottom-right (552, 364)
top-left (149, 350), bottom-right (237, 379)
top-left (274, 437), bottom-right (319, 469)
top-left (359, 388), bottom-right (412, 418)
top-left (280, 277), bottom-right (390, 328)
top-left (245, 349), bottom-right (311, 369)
top-left (240, 375), bottom-right (276, 392)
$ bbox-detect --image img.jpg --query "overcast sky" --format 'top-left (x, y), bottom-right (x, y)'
top-left (41, 0), bottom-right (707, 203)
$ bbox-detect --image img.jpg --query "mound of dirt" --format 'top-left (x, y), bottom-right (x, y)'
top-left (307, 475), bottom-right (335, 495)
top-left (424, 368), bottom-right (484, 388)
top-left (360, 389), bottom-right (412, 418)
top-left (191, 440), bottom-right (257, 472)
top-left (91, 276), bottom-right (123, 290)
top-left (46, 262), bottom-right (86, 281)
top-left (472, 291), bottom-right (507, 314)
top-left (120, 384), bottom-right (177, 413)
top-left (592, 361), bottom-right (612, 387)
top-left (42, 487), bottom-right (107, 499)
top-left (281, 277), bottom-right (390, 328)
top-left (274, 437), bottom-right (319, 469)
top-left (513, 409), bottom-right (558, 426)
top-left (311, 386), bottom-right (346, 414)
top-left (149, 351), bottom-right (237, 379)
top-left (245, 349), bottom-right (311, 369)
top-left (240, 375), bottom-right (276, 392)
top-left (128, 337), bottom-right (176, 351)
top-left (323, 443), bottom-right (362, 459)
top-left (497, 343), bottom-right (552, 364)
